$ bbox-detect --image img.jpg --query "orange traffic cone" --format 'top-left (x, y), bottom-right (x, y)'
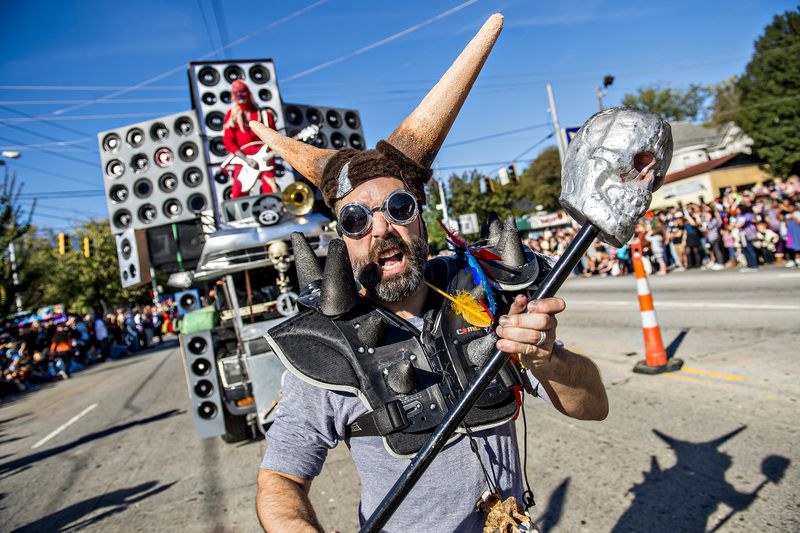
top-left (630, 241), bottom-right (683, 374)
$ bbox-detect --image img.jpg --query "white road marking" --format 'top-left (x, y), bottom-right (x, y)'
top-left (31, 403), bottom-right (98, 449)
top-left (567, 300), bottom-right (800, 311)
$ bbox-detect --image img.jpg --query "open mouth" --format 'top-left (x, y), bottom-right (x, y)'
top-left (376, 247), bottom-right (406, 274)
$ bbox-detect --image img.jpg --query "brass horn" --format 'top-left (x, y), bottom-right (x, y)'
top-left (282, 181), bottom-right (315, 216)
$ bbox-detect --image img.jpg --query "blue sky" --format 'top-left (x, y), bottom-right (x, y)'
top-left (0, 0), bottom-right (795, 230)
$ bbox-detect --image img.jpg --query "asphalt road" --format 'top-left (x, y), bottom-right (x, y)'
top-left (1, 265), bottom-right (798, 532)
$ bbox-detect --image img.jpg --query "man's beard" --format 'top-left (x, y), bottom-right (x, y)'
top-left (352, 231), bottom-right (428, 304)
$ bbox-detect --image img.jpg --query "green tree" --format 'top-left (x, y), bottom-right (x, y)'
top-left (447, 170), bottom-right (521, 235)
top-left (736, 9), bottom-right (800, 177)
top-left (0, 170), bottom-right (34, 323)
top-left (705, 77), bottom-right (741, 126)
top-left (621, 83), bottom-right (708, 122)
top-left (517, 146), bottom-right (562, 212)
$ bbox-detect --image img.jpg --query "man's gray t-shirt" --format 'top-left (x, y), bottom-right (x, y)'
top-left (262, 371), bottom-right (529, 532)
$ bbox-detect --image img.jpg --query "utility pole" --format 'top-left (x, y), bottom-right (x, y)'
top-left (547, 83), bottom-right (565, 165)
top-left (7, 242), bottom-right (22, 313)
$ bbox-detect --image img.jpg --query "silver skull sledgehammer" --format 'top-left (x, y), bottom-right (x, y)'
top-left (559, 107), bottom-right (673, 247)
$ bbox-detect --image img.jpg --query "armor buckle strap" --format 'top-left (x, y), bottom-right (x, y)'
top-left (348, 400), bottom-right (410, 437)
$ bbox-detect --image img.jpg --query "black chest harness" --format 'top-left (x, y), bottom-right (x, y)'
top-left (265, 249), bottom-right (551, 458)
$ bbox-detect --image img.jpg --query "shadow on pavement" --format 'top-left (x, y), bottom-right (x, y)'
top-left (612, 426), bottom-right (790, 533)
top-left (536, 477), bottom-right (570, 532)
top-left (665, 329), bottom-right (689, 359)
top-left (0, 409), bottom-right (183, 477)
top-left (10, 480), bottom-right (177, 532)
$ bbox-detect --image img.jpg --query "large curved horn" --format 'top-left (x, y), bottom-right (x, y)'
top-left (386, 14), bottom-right (503, 168)
top-left (249, 121), bottom-right (335, 187)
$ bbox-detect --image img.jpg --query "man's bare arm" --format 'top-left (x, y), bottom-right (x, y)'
top-left (530, 344), bottom-right (609, 421)
top-left (256, 468), bottom-right (322, 533)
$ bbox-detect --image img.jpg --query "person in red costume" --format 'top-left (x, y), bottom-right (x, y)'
top-left (222, 79), bottom-right (279, 198)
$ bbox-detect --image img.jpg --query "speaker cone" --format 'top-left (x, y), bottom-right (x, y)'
top-left (223, 65), bottom-right (245, 83)
top-left (312, 132), bottom-right (328, 149)
top-left (158, 173), bottom-right (178, 192)
top-left (106, 159), bottom-right (125, 178)
top-left (163, 199), bottom-right (183, 218)
top-left (102, 133), bottom-right (120, 153)
top-left (131, 153), bottom-right (149, 173)
top-left (306, 108), bottom-right (322, 125)
top-left (222, 186), bottom-right (233, 201)
top-left (179, 142), bottom-right (199, 162)
top-left (180, 292), bottom-right (198, 309)
top-left (198, 66), bottom-right (220, 86)
top-left (129, 264), bottom-right (137, 278)
top-left (249, 64), bottom-right (270, 83)
top-left (258, 88), bottom-right (272, 102)
top-left (110, 184), bottom-right (129, 203)
top-left (220, 91), bottom-right (232, 104)
top-left (154, 147), bottom-right (174, 168)
top-left (206, 111), bottom-right (225, 131)
top-left (194, 380), bottom-right (214, 398)
top-left (201, 92), bottom-right (217, 105)
top-left (331, 132), bottom-right (346, 149)
top-left (213, 170), bottom-right (229, 184)
top-left (126, 128), bottom-right (145, 147)
top-left (137, 204), bottom-right (157, 224)
top-left (188, 193), bottom-right (207, 213)
top-left (285, 106), bottom-right (303, 125)
top-left (133, 178), bottom-right (153, 198)
top-left (113, 209), bottom-right (132, 229)
top-left (188, 336), bottom-right (207, 355)
top-left (326, 110), bottom-right (342, 128)
top-left (209, 138), bottom-right (227, 157)
top-left (350, 134), bottom-right (364, 150)
top-left (120, 238), bottom-right (132, 259)
top-left (175, 116), bottom-right (194, 136)
top-left (198, 401), bottom-right (217, 419)
top-left (150, 122), bottom-right (169, 141)
top-left (344, 111), bottom-right (359, 129)
top-left (183, 167), bottom-right (203, 187)
top-left (191, 357), bottom-right (211, 375)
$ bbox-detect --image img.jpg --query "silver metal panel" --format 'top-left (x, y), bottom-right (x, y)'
top-left (245, 349), bottom-right (287, 428)
top-left (98, 111), bottom-right (213, 232)
top-left (179, 331), bottom-right (226, 439)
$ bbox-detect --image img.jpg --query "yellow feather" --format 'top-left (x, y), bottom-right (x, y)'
top-left (425, 282), bottom-right (492, 328)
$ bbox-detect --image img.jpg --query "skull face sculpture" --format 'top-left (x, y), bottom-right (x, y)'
top-left (268, 240), bottom-right (291, 273)
top-left (560, 107), bottom-right (673, 247)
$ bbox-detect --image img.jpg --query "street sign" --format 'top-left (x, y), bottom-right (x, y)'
top-left (457, 213), bottom-right (479, 235)
top-left (564, 127), bottom-right (580, 144)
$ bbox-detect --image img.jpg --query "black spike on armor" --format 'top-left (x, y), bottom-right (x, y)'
top-left (497, 214), bottom-right (525, 267)
top-left (291, 232), bottom-right (323, 289)
top-left (357, 313), bottom-right (386, 347)
top-left (319, 239), bottom-right (358, 317)
top-left (487, 217), bottom-right (503, 246)
top-left (384, 359), bottom-right (419, 395)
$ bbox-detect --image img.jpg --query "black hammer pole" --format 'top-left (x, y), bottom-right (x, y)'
top-left (361, 223), bottom-right (601, 532)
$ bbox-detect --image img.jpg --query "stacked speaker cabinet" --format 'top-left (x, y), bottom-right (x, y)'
top-left (114, 228), bottom-right (152, 289)
top-left (175, 289), bottom-right (201, 315)
top-left (187, 59), bottom-right (292, 215)
top-left (282, 102), bottom-right (365, 154)
top-left (98, 111), bottom-right (213, 232)
top-left (180, 330), bottom-right (226, 439)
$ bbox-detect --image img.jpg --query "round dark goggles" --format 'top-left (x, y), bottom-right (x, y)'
top-left (337, 189), bottom-right (419, 238)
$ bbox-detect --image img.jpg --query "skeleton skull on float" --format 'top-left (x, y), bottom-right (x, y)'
top-left (560, 107), bottom-right (673, 247)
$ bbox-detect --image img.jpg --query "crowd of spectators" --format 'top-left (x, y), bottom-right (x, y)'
top-left (1, 302), bottom-right (179, 398)
top-left (524, 177), bottom-right (800, 277)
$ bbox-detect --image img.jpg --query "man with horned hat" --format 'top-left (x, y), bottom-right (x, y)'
top-left (252, 14), bottom-right (608, 532)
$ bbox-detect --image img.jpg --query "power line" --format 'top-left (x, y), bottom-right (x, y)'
top-left (0, 112), bottom-right (156, 125)
top-left (0, 85), bottom-right (186, 91)
top-left (282, 0), bottom-right (482, 82)
top-left (0, 137), bottom-right (93, 151)
top-left (0, 134), bottom-right (97, 167)
top-left (16, 190), bottom-right (105, 199)
top-left (210, 0), bottom-right (231, 60)
top-left (0, 105), bottom-right (97, 145)
top-left (10, 162), bottom-right (99, 187)
top-left (196, 0), bottom-right (221, 55)
top-left (50, 1), bottom-right (328, 116)
top-left (442, 123), bottom-right (550, 148)
top-left (0, 98), bottom-right (185, 105)
top-left (513, 132), bottom-right (555, 161)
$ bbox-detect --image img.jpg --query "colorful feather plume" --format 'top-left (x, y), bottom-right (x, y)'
top-left (438, 220), bottom-right (498, 318)
top-left (425, 282), bottom-right (492, 328)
